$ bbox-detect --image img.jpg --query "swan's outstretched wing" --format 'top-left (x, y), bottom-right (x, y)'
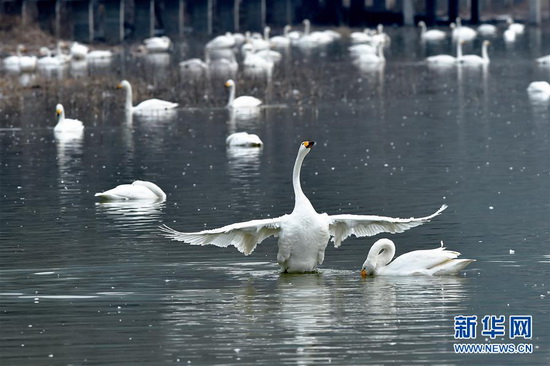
top-left (160, 217), bottom-right (283, 255)
top-left (328, 205), bottom-right (447, 247)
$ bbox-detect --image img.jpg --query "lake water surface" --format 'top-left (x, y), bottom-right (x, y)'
top-left (1, 25), bottom-right (549, 365)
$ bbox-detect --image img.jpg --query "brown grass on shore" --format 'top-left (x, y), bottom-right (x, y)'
top-left (0, 15), bottom-right (58, 56)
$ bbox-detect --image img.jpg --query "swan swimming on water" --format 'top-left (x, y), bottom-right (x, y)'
top-left (161, 141), bottom-right (447, 273)
top-left (117, 80), bottom-right (178, 113)
top-left (426, 39), bottom-right (463, 66)
top-left (225, 79), bottom-right (262, 108)
top-left (54, 104), bottom-right (84, 133)
top-left (458, 40), bottom-right (490, 66)
top-left (360, 238), bottom-right (475, 277)
top-left (527, 81), bottom-right (550, 101)
top-left (418, 21), bottom-right (446, 41)
top-left (226, 132), bottom-right (263, 147)
top-left (95, 180), bottom-right (167, 201)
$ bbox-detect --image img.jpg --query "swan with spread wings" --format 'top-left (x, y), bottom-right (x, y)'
top-left (161, 141), bottom-right (447, 273)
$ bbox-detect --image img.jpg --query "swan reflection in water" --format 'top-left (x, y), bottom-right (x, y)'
top-left (55, 129), bottom-right (84, 206)
top-left (358, 276), bottom-right (469, 345)
top-left (95, 200), bottom-right (166, 232)
top-left (158, 267), bottom-right (470, 363)
top-left (276, 273), bottom-right (335, 364)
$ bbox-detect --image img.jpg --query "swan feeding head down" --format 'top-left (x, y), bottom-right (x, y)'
top-left (361, 238), bottom-right (474, 277)
top-left (161, 141), bottom-right (447, 273)
top-left (95, 180), bottom-right (166, 201)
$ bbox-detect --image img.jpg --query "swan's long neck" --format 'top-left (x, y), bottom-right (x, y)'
top-left (456, 41), bottom-right (463, 59)
top-left (124, 84), bottom-right (133, 111)
top-left (304, 20), bottom-right (310, 35)
top-left (264, 26), bottom-right (270, 41)
top-left (57, 109), bottom-right (65, 123)
top-left (377, 44), bottom-right (385, 61)
top-left (419, 22), bottom-right (426, 35)
top-left (56, 43), bottom-right (64, 61)
top-left (227, 84), bottom-right (236, 107)
top-left (283, 25), bottom-right (290, 36)
top-left (482, 42), bottom-right (489, 62)
top-left (292, 147), bottom-right (312, 209)
top-left (456, 17), bottom-right (462, 28)
top-left (363, 238), bottom-right (396, 273)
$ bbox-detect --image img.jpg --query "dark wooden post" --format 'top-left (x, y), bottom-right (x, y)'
top-left (133, 0), bottom-right (154, 39)
top-left (215, 0), bottom-right (238, 33)
top-left (188, 0), bottom-right (212, 34)
top-left (267, 0), bottom-right (293, 26)
top-left (103, 0), bottom-right (124, 42)
top-left (241, 0), bottom-right (265, 33)
top-left (529, 0), bottom-right (541, 25)
top-left (471, 0), bottom-right (480, 23)
top-left (163, 0), bottom-right (184, 36)
top-left (403, 0), bottom-right (415, 26)
top-left (72, 0), bottom-right (94, 42)
top-left (425, 0), bottom-right (436, 25)
top-left (448, 0), bottom-right (459, 23)
top-left (348, 0), bottom-right (364, 27)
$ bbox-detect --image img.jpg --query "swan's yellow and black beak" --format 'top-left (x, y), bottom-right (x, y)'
top-left (302, 141), bottom-right (315, 149)
top-left (116, 83), bottom-right (123, 89)
top-left (56, 107), bottom-right (62, 116)
top-left (361, 269), bottom-right (368, 278)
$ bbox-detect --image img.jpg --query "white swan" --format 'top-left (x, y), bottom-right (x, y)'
top-left (225, 79), bottom-right (262, 108)
top-left (350, 28), bottom-right (373, 44)
top-left (70, 42), bottom-right (89, 59)
top-left (3, 44), bottom-right (25, 70)
top-left (143, 36), bottom-right (171, 52)
top-left (206, 33), bottom-right (236, 49)
top-left (14, 45), bottom-right (38, 72)
top-left (426, 39), bottom-right (462, 65)
top-left (179, 58), bottom-right (208, 79)
top-left (54, 104), bottom-right (84, 133)
top-left (527, 81), bottom-right (550, 100)
top-left (503, 27), bottom-right (516, 43)
top-left (371, 24), bottom-right (390, 46)
top-left (360, 238), bottom-right (475, 277)
top-left (87, 49), bottom-right (113, 62)
top-left (298, 19), bottom-right (334, 47)
top-left (418, 21), bottom-right (446, 41)
top-left (287, 20), bottom-right (308, 42)
top-left (349, 44), bottom-right (377, 56)
top-left (451, 18), bottom-right (477, 42)
top-left (270, 25), bottom-right (292, 48)
top-left (3, 45), bottom-right (36, 72)
top-left (459, 40), bottom-right (490, 65)
top-left (117, 80), bottom-right (178, 113)
top-left (241, 43), bottom-right (274, 78)
top-left (252, 40), bottom-right (283, 64)
top-left (95, 180), bottom-right (166, 201)
top-left (506, 17), bottom-right (525, 34)
top-left (37, 49), bottom-right (65, 69)
top-left (161, 141), bottom-right (448, 273)
top-left (352, 43), bottom-right (385, 65)
top-left (226, 132), bottom-right (263, 147)
top-left (477, 23), bottom-right (497, 36)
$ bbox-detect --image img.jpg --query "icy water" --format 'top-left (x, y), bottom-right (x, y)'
top-left (1, 26), bottom-right (549, 365)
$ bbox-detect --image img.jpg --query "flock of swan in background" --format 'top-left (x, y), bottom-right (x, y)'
top-left (4, 15), bottom-right (547, 275)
